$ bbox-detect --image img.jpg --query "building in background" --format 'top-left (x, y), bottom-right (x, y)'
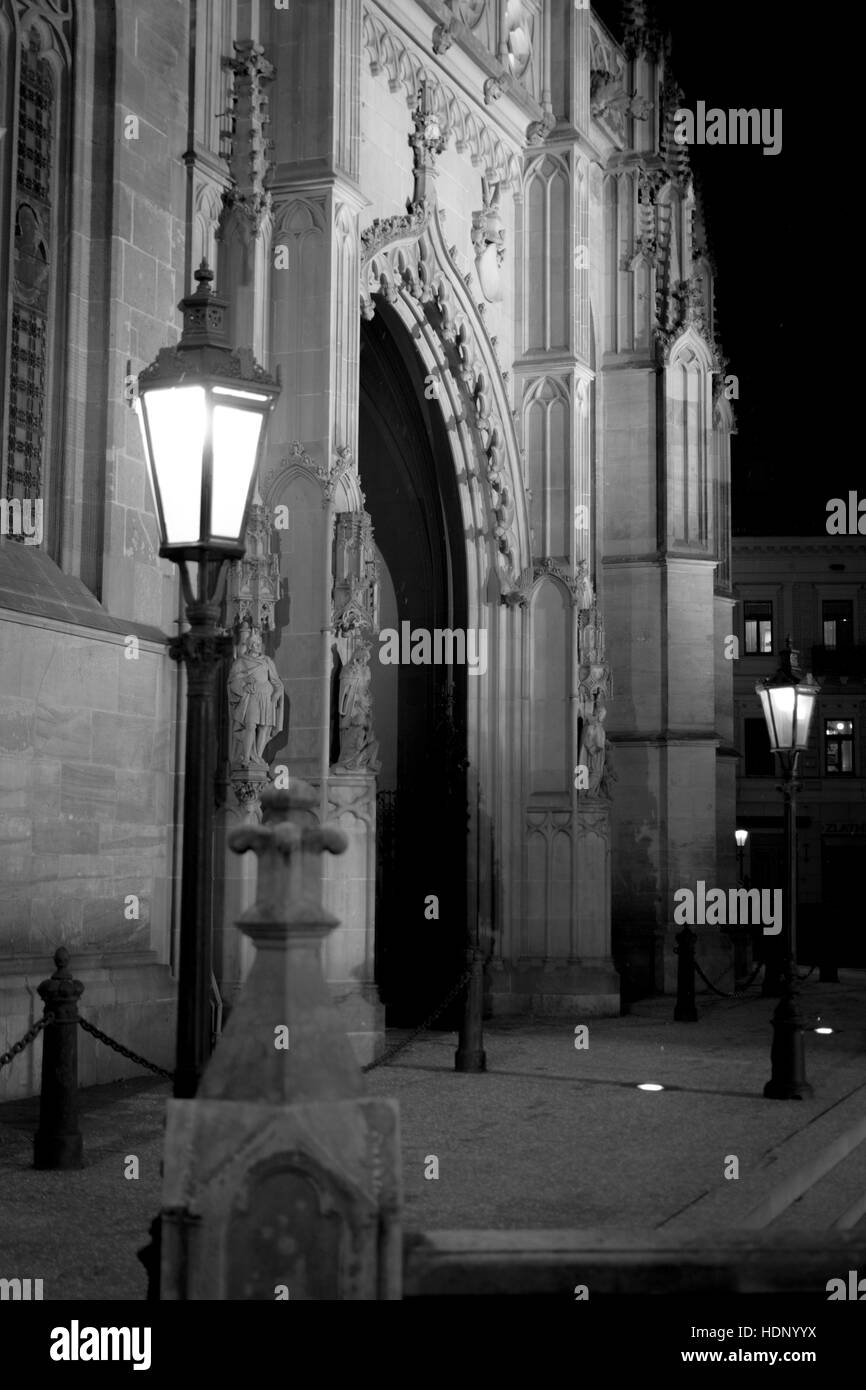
top-left (732, 536), bottom-right (866, 970)
top-left (0, 0), bottom-right (734, 1098)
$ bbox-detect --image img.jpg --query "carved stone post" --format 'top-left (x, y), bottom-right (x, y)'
top-left (159, 780), bottom-right (402, 1300)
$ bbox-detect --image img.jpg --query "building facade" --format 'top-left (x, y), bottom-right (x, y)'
top-left (732, 536), bottom-right (866, 970)
top-left (0, 0), bottom-right (734, 1097)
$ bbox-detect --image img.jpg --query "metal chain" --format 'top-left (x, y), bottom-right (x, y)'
top-left (78, 1018), bottom-right (175, 1081)
top-left (0, 1014), bottom-right (52, 1071)
top-left (362, 967), bottom-right (474, 1073)
top-left (694, 958), bottom-right (764, 1000)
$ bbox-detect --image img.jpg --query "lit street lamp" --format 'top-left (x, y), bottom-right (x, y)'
top-left (135, 261), bottom-right (280, 1099)
top-left (755, 638), bottom-right (819, 1099)
top-left (734, 827), bottom-right (749, 882)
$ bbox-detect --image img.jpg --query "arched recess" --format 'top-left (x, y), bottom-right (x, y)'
top-left (524, 152), bottom-right (570, 353)
top-left (359, 198), bottom-right (532, 1020)
top-left (359, 304), bottom-right (470, 1024)
top-left (664, 326), bottom-right (714, 550)
top-left (522, 376), bottom-right (570, 560)
top-left (528, 576), bottom-right (571, 796)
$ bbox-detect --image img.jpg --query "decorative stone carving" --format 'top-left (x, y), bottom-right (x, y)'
top-left (332, 511), bottom-right (379, 637)
top-left (505, 558), bottom-right (582, 608)
top-left (334, 640), bottom-right (381, 775)
top-left (221, 40), bottom-right (275, 239)
top-left (590, 69), bottom-right (653, 132)
top-left (483, 74), bottom-right (505, 105)
top-left (410, 80), bottom-right (447, 202)
top-left (574, 559), bottom-right (594, 611)
top-left (577, 698), bottom-right (607, 798)
top-left (526, 111), bottom-right (556, 146)
top-left (472, 174), bottom-right (506, 303)
top-left (227, 485), bottom-right (281, 636)
top-left (227, 625), bottom-right (285, 768)
top-left (360, 202), bottom-right (431, 261)
top-left (578, 599), bottom-right (612, 721)
top-left (362, 10), bottom-right (520, 189)
top-left (621, 0), bottom-right (662, 58)
top-left (432, 20), bottom-right (454, 55)
top-left (265, 441), bottom-right (359, 507)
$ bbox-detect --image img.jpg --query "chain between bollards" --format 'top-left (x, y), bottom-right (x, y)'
top-left (0, 1014), bottom-right (52, 1071)
top-left (362, 967), bottom-right (474, 1073)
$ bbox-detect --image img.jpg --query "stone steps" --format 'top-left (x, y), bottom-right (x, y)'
top-left (660, 1070), bottom-right (866, 1233)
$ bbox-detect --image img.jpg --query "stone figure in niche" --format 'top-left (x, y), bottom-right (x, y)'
top-left (577, 697), bottom-right (607, 797)
top-left (575, 559), bottom-right (594, 611)
top-left (227, 627), bottom-right (285, 766)
top-left (335, 642), bottom-right (381, 773)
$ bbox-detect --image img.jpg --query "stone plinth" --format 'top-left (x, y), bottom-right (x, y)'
top-left (159, 779), bottom-right (401, 1300)
top-left (161, 1096), bottom-right (400, 1300)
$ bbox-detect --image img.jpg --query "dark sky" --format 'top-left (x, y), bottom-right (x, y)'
top-left (594, 2), bottom-right (829, 536)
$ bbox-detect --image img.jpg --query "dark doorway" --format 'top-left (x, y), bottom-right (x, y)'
top-left (821, 842), bottom-right (866, 966)
top-left (359, 307), bottom-right (470, 1026)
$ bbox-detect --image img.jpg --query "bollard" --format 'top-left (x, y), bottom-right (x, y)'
top-left (34, 947), bottom-right (84, 1169)
top-left (764, 956), bottom-right (813, 1100)
top-left (455, 947), bottom-right (487, 1072)
top-left (673, 925), bottom-right (698, 1022)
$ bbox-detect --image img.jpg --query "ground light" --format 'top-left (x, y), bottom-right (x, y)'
top-left (637, 1083), bottom-right (665, 1091)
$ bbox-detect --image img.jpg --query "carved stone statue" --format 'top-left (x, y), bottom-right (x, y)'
top-left (227, 627), bottom-right (285, 767)
top-left (575, 559), bottom-right (594, 611)
top-left (335, 642), bottom-right (381, 774)
top-left (577, 699), bottom-right (607, 797)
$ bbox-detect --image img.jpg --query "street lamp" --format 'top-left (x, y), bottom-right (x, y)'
top-left (734, 828), bottom-right (749, 882)
top-left (135, 261), bottom-right (279, 1099)
top-left (755, 638), bottom-right (819, 1099)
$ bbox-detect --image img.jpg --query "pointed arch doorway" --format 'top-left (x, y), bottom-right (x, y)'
top-left (359, 305), bottom-right (469, 1027)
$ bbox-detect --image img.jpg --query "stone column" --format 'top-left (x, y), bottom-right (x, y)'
top-left (262, 0), bottom-right (383, 1056)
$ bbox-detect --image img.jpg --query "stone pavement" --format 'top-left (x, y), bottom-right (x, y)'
top-left (0, 968), bottom-right (863, 1299)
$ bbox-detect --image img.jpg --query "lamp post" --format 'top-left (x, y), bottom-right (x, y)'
top-left (755, 638), bottom-right (819, 1099)
top-left (735, 827), bottom-right (749, 882)
top-left (733, 829), bottom-right (749, 984)
top-left (134, 261), bottom-right (279, 1099)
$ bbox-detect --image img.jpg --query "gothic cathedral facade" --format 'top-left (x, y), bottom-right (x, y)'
top-left (0, 0), bottom-right (735, 1092)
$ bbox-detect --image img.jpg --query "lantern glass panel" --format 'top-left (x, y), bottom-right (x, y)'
top-left (793, 687), bottom-right (818, 750)
top-left (211, 402), bottom-right (264, 539)
top-left (763, 684), bottom-right (795, 751)
top-left (140, 385), bottom-right (206, 544)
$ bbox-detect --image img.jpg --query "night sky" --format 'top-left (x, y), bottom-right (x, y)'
top-left (594, 2), bottom-right (827, 536)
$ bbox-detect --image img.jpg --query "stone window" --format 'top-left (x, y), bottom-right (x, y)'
top-left (0, 5), bottom-right (72, 551)
top-left (825, 719), bottom-right (855, 776)
top-left (743, 599), bottom-right (773, 655)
